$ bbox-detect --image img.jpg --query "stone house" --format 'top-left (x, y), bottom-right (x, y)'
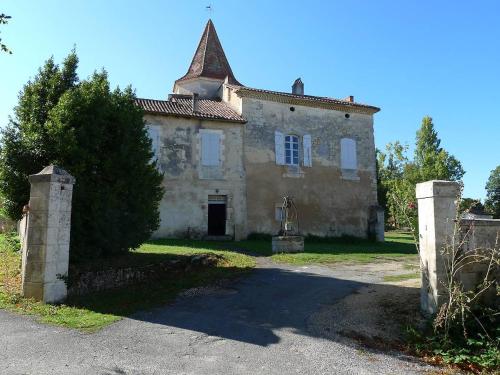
top-left (136, 19), bottom-right (382, 240)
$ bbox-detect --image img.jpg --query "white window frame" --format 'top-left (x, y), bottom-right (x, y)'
top-left (284, 135), bottom-right (299, 166)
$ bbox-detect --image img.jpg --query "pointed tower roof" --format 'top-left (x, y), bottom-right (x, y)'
top-left (175, 19), bottom-right (241, 86)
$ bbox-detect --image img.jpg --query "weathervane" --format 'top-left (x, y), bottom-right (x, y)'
top-left (206, 4), bottom-right (213, 17)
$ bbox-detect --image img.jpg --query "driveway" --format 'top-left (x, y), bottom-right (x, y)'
top-left (0, 258), bottom-right (433, 375)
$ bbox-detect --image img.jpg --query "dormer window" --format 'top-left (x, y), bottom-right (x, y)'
top-left (284, 135), bottom-right (299, 166)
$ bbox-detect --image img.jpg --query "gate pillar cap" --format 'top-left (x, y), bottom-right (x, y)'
top-left (416, 180), bottom-right (460, 200)
top-left (28, 165), bottom-right (75, 184)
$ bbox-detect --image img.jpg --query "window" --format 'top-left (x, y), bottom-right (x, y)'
top-left (201, 130), bottom-right (221, 166)
top-left (340, 138), bottom-right (357, 171)
top-left (284, 135), bottom-right (299, 166)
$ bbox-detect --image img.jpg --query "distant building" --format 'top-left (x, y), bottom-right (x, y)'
top-left (136, 19), bottom-right (382, 240)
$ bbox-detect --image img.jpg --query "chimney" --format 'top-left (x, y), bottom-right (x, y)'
top-left (292, 78), bottom-right (304, 95)
top-left (192, 93), bottom-right (199, 112)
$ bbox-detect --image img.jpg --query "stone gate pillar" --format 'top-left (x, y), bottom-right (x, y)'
top-left (21, 165), bottom-right (75, 303)
top-left (416, 180), bottom-right (460, 315)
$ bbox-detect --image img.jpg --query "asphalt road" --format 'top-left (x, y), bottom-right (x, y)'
top-left (1, 259), bottom-right (433, 375)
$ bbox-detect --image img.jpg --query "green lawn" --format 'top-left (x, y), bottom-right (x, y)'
top-left (0, 236), bottom-right (254, 332)
top-left (235, 231), bottom-right (418, 265)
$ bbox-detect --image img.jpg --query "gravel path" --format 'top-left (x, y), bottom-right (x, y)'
top-left (0, 258), bottom-right (435, 375)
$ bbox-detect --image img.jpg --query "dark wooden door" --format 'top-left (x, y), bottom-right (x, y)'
top-left (208, 203), bottom-right (226, 235)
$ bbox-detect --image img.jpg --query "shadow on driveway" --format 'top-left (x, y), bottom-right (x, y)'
top-left (129, 263), bottom-right (419, 349)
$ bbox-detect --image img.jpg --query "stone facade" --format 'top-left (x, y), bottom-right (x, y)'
top-left (228, 93), bottom-right (378, 237)
top-left (144, 114), bottom-right (247, 240)
top-left (137, 19), bottom-right (382, 240)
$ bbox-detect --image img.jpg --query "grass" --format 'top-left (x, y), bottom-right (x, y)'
top-left (0, 234), bottom-right (255, 332)
top-left (383, 273), bottom-right (420, 282)
top-left (236, 231), bottom-right (418, 265)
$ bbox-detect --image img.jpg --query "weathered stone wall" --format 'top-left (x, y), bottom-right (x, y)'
top-left (458, 219), bottom-right (500, 305)
top-left (144, 115), bottom-right (247, 240)
top-left (174, 77), bottom-right (224, 99)
top-left (68, 253), bottom-right (221, 296)
top-left (238, 96), bottom-right (378, 237)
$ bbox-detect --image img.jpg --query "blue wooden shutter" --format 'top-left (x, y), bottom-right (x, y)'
top-left (275, 131), bottom-right (285, 165)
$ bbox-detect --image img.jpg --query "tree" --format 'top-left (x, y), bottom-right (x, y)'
top-left (415, 116), bottom-right (464, 182)
top-left (459, 198), bottom-right (483, 214)
top-left (378, 116), bottom-right (465, 231)
top-left (0, 13), bottom-right (12, 54)
top-left (0, 52), bottom-right (164, 260)
top-left (0, 52), bottom-right (79, 219)
top-left (484, 166), bottom-right (500, 218)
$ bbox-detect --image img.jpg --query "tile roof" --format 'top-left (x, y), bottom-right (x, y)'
top-left (135, 97), bottom-right (246, 123)
top-left (226, 84), bottom-right (380, 114)
top-left (175, 19), bottom-right (241, 86)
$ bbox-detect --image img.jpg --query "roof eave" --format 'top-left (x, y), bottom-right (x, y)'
top-left (142, 110), bottom-right (246, 124)
top-left (229, 86), bottom-right (380, 115)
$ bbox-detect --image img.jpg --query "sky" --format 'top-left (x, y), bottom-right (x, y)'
top-left (0, 0), bottom-right (499, 199)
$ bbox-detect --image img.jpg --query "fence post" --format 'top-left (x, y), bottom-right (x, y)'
top-left (21, 165), bottom-right (75, 303)
top-left (416, 180), bottom-right (460, 315)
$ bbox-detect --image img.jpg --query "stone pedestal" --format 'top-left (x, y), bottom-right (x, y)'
top-left (416, 180), bottom-right (460, 315)
top-left (21, 166), bottom-right (75, 303)
top-left (272, 235), bottom-right (304, 253)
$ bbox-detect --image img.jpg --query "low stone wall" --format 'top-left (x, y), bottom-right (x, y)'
top-left (67, 253), bottom-right (222, 296)
top-left (458, 219), bottom-right (500, 307)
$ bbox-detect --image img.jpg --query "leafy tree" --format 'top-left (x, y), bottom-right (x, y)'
top-left (0, 52), bottom-right (163, 260)
top-left (378, 116), bottom-right (465, 231)
top-left (0, 13), bottom-right (12, 54)
top-left (484, 166), bottom-right (500, 218)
